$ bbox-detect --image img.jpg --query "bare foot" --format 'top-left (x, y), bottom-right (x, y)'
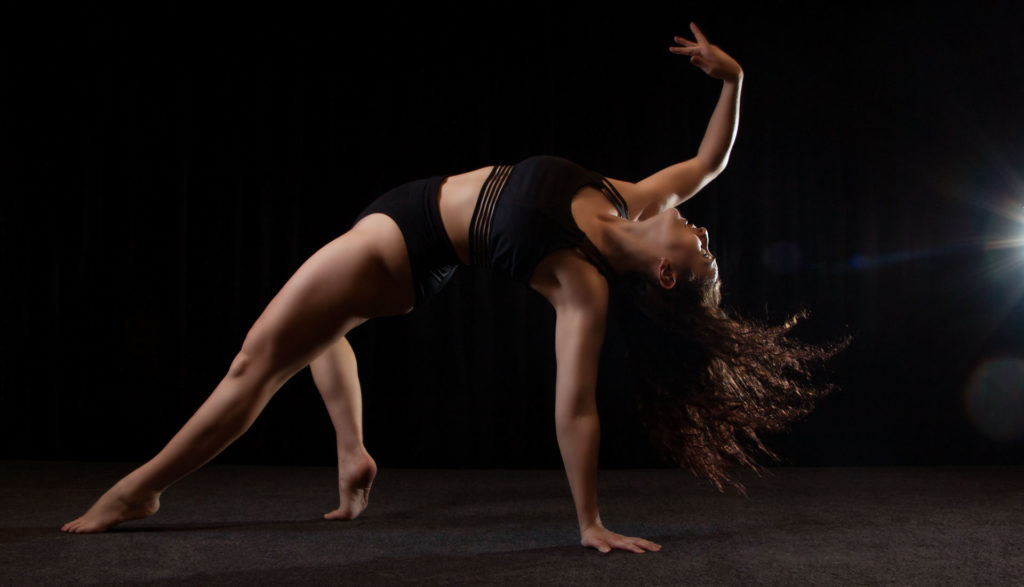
top-left (61, 478), bottom-right (161, 534)
top-left (324, 447), bottom-right (377, 521)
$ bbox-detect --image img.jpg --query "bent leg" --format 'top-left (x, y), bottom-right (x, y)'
top-left (309, 330), bottom-right (378, 520)
top-left (311, 327), bottom-right (369, 453)
top-left (61, 216), bottom-right (416, 533)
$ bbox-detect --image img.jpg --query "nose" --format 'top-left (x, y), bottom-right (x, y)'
top-left (694, 226), bottom-right (710, 249)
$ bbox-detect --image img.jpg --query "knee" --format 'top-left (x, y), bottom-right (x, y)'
top-left (231, 328), bottom-right (302, 391)
top-left (234, 321), bottom-right (280, 379)
top-left (228, 324), bottom-right (278, 380)
top-left (224, 348), bottom-right (285, 399)
top-left (226, 350), bottom-right (258, 380)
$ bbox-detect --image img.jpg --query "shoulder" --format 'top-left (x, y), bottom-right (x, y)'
top-left (600, 175), bottom-right (655, 221)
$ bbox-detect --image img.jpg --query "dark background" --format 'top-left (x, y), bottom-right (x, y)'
top-left (2, 1), bottom-right (1022, 471)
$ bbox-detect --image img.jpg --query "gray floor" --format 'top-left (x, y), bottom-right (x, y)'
top-left (2, 461), bottom-right (1022, 585)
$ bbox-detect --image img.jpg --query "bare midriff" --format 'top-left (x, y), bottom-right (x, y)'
top-left (435, 165), bottom-right (495, 266)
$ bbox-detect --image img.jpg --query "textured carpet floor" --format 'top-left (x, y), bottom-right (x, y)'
top-left (1, 461), bottom-right (1022, 585)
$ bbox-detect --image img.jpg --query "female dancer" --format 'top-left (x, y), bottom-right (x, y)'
top-left (62, 23), bottom-right (848, 554)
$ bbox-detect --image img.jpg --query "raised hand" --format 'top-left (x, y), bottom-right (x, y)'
top-left (581, 525), bottom-right (663, 554)
top-left (669, 22), bottom-right (743, 82)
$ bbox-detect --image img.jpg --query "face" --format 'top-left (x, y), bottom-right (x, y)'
top-left (651, 208), bottom-right (718, 286)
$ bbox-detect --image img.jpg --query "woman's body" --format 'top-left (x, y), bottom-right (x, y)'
top-left (62, 23), bottom-right (741, 554)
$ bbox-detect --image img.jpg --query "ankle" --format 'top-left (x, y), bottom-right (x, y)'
top-left (118, 469), bottom-right (165, 500)
top-left (337, 442), bottom-right (369, 457)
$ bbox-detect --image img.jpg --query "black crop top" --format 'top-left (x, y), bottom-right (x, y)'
top-left (468, 155), bottom-right (630, 284)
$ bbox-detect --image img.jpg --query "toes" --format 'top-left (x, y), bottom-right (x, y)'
top-left (324, 509), bottom-right (349, 521)
top-left (62, 518), bottom-right (103, 534)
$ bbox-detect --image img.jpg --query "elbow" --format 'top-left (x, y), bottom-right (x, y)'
top-left (708, 155), bottom-right (729, 177)
top-left (696, 155), bottom-right (727, 179)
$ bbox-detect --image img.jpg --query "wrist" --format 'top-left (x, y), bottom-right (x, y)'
top-left (579, 516), bottom-right (604, 534)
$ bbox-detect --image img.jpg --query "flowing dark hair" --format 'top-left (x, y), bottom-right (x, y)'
top-left (607, 265), bottom-right (852, 497)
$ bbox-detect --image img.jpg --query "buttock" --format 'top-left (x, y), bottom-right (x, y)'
top-left (352, 175), bottom-right (461, 306)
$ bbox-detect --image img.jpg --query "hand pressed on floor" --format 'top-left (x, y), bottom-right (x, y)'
top-left (581, 525), bottom-right (662, 554)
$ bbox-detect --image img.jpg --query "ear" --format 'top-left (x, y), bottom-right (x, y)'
top-left (656, 257), bottom-right (677, 290)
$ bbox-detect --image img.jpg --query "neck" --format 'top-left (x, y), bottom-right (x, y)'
top-left (593, 217), bottom-right (656, 278)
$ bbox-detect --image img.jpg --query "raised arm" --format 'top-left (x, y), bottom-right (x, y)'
top-left (551, 263), bottom-right (661, 554)
top-left (631, 22), bottom-right (743, 219)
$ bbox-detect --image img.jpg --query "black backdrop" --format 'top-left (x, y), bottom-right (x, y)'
top-left (3, 1), bottom-right (1022, 471)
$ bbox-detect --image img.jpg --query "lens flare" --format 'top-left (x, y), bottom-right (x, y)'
top-left (840, 156), bottom-right (1023, 274)
top-left (963, 356), bottom-right (1024, 443)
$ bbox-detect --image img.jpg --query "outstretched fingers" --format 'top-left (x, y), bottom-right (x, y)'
top-left (610, 536), bottom-right (659, 553)
top-left (689, 21), bottom-right (709, 44)
top-left (670, 36), bottom-right (701, 56)
top-left (595, 535), bottom-right (663, 554)
top-left (636, 537), bottom-right (662, 551)
top-left (670, 23), bottom-right (706, 57)
top-left (617, 539), bottom-right (645, 554)
top-left (620, 536), bottom-right (662, 553)
top-left (673, 34), bottom-right (697, 46)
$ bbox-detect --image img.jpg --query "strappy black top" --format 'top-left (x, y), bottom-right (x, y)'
top-left (468, 155), bottom-right (629, 284)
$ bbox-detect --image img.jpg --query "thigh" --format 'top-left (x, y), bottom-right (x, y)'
top-left (240, 215), bottom-right (415, 385)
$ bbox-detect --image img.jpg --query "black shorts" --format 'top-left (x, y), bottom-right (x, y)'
top-left (352, 175), bottom-right (460, 306)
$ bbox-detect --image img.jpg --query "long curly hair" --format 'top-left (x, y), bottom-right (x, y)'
top-left (607, 264), bottom-right (852, 497)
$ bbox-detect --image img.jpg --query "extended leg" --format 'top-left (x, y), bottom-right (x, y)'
top-left (59, 348), bottom-right (301, 534)
top-left (61, 217), bottom-right (416, 533)
top-left (309, 330), bottom-right (378, 520)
